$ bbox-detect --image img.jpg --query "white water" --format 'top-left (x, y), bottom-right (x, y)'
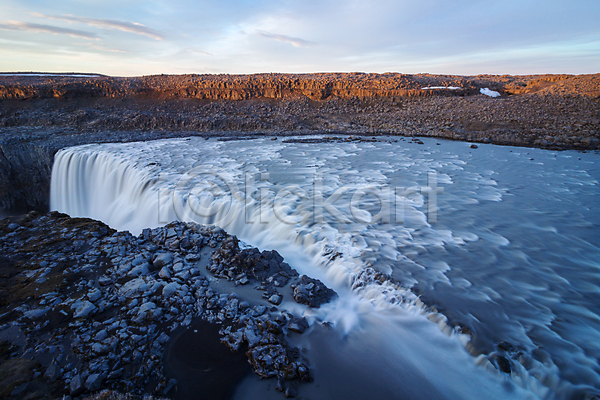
top-left (51, 136), bottom-right (600, 399)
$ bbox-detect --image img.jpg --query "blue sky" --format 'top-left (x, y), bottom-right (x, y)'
top-left (0, 0), bottom-right (598, 76)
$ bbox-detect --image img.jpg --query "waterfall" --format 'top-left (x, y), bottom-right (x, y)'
top-left (50, 139), bottom-right (550, 400)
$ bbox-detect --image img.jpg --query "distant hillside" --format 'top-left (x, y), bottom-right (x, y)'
top-left (0, 72), bottom-right (598, 101)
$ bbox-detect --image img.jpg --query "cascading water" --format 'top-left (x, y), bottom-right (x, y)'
top-left (51, 136), bottom-right (600, 399)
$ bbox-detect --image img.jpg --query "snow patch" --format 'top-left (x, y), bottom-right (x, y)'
top-left (422, 86), bottom-right (461, 90)
top-left (480, 88), bottom-right (501, 97)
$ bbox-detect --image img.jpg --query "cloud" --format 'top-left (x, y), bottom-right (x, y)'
top-left (256, 31), bottom-right (313, 48)
top-left (32, 13), bottom-right (164, 40)
top-left (0, 20), bottom-right (97, 39)
top-left (1, 0), bottom-right (598, 75)
top-left (187, 49), bottom-right (212, 56)
top-left (83, 42), bottom-right (127, 53)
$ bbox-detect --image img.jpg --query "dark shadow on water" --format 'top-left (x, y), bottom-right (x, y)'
top-left (164, 320), bottom-right (252, 400)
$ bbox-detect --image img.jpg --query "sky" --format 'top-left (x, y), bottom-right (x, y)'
top-left (0, 0), bottom-right (598, 76)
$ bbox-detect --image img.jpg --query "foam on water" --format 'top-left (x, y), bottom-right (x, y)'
top-left (51, 137), bottom-right (600, 399)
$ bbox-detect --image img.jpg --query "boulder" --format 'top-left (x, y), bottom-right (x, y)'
top-left (292, 275), bottom-right (337, 308)
top-left (70, 374), bottom-right (85, 396)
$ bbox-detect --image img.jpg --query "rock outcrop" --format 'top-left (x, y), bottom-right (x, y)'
top-left (1, 73), bottom-right (599, 101)
top-left (0, 212), bottom-right (336, 399)
top-left (0, 143), bottom-right (54, 214)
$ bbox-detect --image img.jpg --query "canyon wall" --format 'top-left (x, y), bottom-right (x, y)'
top-left (3, 72), bottom-right (598, 102)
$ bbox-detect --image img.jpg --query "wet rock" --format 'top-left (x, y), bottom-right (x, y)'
top-left (208, 236), bottom-right (299, 286)
top-left (246, 344), bottom-right (289, 378)
top-left (128, 262), bottom-right (150, 277)
top-left (287, 318), bottom-right (309, 334)
top-left (118, 278), bottom-right (150, 298)
top-left (285, 386), bottom-right (298, 398)
top-left (268, 294), bottom-right (283, 305)
top-left (292, 275), bottom-right (337, 308)
top-left (491, 355), bottom-right (512, 374)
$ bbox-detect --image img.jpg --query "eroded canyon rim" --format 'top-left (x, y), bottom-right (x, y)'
top-left (0, 72), bottom-right (599, 214)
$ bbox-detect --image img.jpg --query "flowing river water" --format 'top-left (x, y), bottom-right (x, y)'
top-left (50, 136), bottom-right (600, 399)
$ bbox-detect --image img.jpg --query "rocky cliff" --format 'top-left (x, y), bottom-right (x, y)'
top-left (1, 73), bottom-right (599, 101)
top-left (0, 143), bottom-right (54, 214)
top-left (0, 73), bottom-right (472, 101)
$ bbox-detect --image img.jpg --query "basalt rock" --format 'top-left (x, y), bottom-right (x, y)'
top-left (291, 275), bottom-right (338, 308)
top-left (0, 213), bottom-right (319, 399)
top-left (0, 142), bottom-right (54, 214)
top-left (208, 236), bottom-right (299, 287)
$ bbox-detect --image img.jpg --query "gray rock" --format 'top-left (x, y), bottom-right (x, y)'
top-left (287, 317), bottom-right (309, 333)
top-left (98, 276), bottom-right (113, 286)
top-left (85, 373), bottom-right (104, 391)
top-left (128, 262), bottom-right (150, 277)
top-left (238, 276), bottom-right (250, 285)
top-left (166, 227), bottom-right (177, 239)
top-left (131, 254), bottom-right (146, 266)
top-left (153, 253), bottom-right (173, 268)
top-left (70, 374), bottom-right (85, 396)
top-left (159, 266), bottom-right (171, 279)
top-left (185, 253), bottom-right (201, 262)
top-left (118, 278), bottom-right (150, 298)
top-left (107, 368), bottom-right (124, 380)
top-left (239, 301), bottom-right (250, 309)
top-left (87, 288), bottom-right (102, 302)
top-left (94, 329), bottom-right (108, 341)
top-left (22, 307), bottom-right (49, 319)
top-left (157, 332), bottom-right (170, 344)
top-left (73, 300), bottom-right (97, 318)
top-left (138, 302), bottom-right (162, 320)
top-left (175, 270), bottom-right (190, 280)
top-left (162, 282), bottom-right (181, 297)
top-left (11, 382), bottom-right (29, 396)
top-left (173, 262), bottom-right (184, 272)
top-left (268, 294), bottom-right (283, 305)
top-left (253, 305), bottom-right (267, 316)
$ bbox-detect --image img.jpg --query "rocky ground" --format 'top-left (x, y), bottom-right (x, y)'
top-left (0, 211), bottom-right (337, 399)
